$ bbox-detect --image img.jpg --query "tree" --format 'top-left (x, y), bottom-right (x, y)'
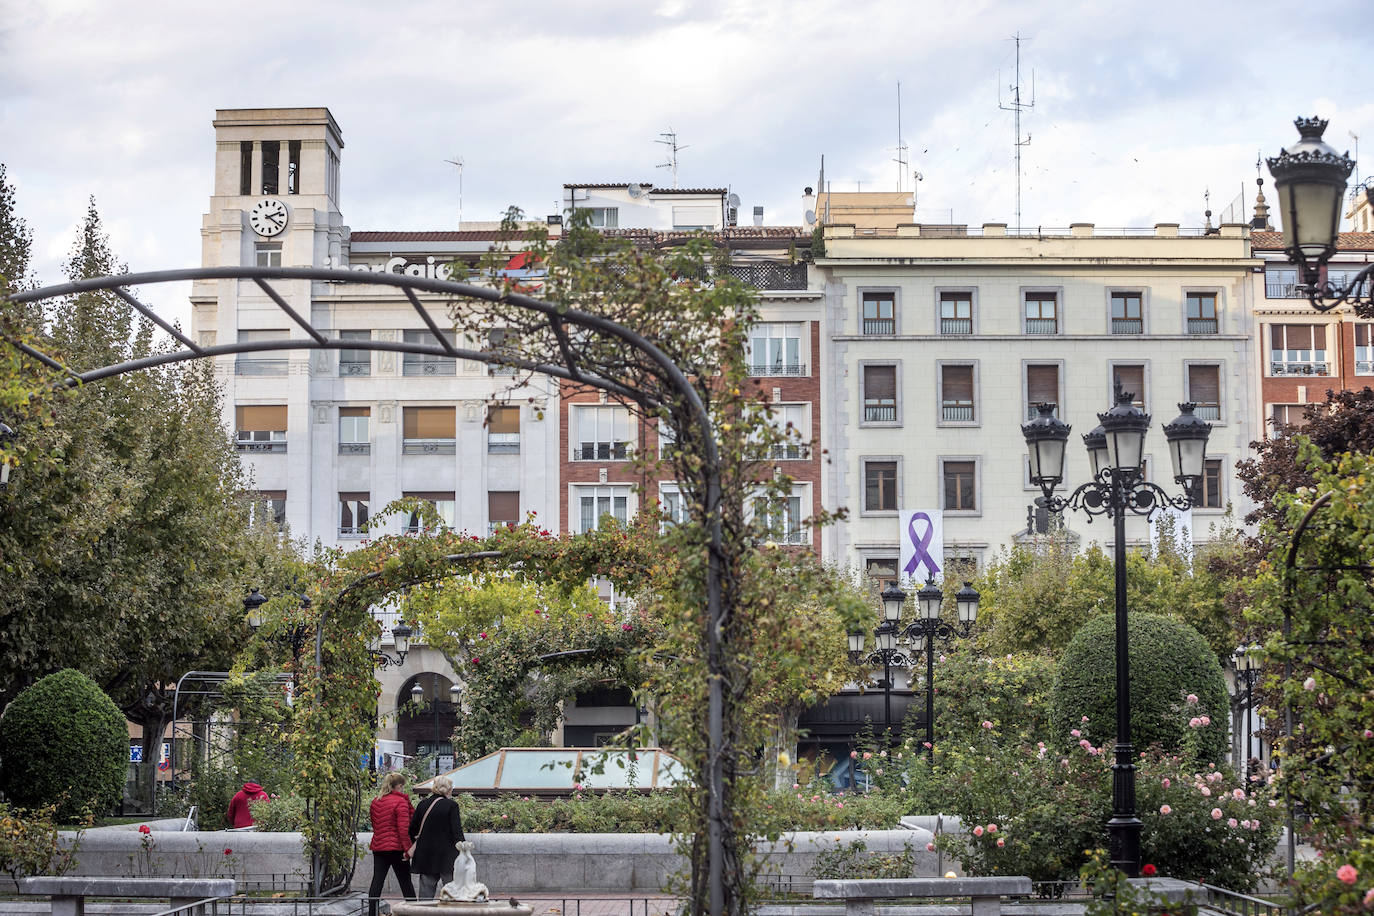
top-left (0, 163), bottom-right (53, 485)
top-left (0, 198), bottom-right (302, 808)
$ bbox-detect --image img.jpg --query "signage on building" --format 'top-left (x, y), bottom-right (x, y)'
top-left (899, 509), bottom-right (944, 585)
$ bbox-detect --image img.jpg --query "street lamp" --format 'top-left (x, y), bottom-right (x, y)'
top-left (1266, 117), bottom-right (1372, 314)
top-left (1234, 645), bottom-right (1261, 788)
top-left (411, 678), bottom-right (460, 776)
top-left (1021, 382), bottom-right (1211, 876)
top-left (0, 421), bottom-right (15, 490)
top-left (244, 586), bottom-right (313, 692)
top-left (904, 578), bottom-right (978, 758)
top-left (369, 618), bottom-right (413, 670)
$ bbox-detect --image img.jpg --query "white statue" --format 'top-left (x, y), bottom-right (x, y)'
top-left (439, 841), bottom-right (489, 903)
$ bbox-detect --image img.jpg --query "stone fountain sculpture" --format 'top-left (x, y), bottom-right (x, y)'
top-left (391, 842), bottom-right (532, 916)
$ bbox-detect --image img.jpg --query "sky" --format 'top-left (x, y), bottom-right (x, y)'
top-left (2, 0), bottom-right (1372, 327)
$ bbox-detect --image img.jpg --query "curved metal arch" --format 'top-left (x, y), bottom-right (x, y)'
top-left (7, 266), bottom-right (730, 914)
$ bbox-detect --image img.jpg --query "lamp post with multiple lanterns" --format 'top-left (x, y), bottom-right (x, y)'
top-left (1021, 381), bottom-right (1212, 876)
top-left (1233, 645), bottom-right (1262, 788)
top-left (1267, 117), bottom-right (1373, 315)
top-left (411, 678), bottom-right (462, 776)
top-left (848, 578), bottom-right (978, 752)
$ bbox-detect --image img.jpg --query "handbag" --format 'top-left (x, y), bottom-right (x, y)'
top-left (407, 796), bottom-right (438, 859)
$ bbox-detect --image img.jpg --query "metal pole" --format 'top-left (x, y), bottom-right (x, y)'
top-left (1245, 674), bottom-right (1254, 791)
top-left (1106, 480), bottom-right (1142, 875)
top-left (883, 653), bottom-right (893, 742)
top-left (433, 676), bottom-right (440, 777)
top-left (925, 626), bottom-right (936, 756)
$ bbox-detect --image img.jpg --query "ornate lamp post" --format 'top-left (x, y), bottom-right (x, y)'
top-left (1021, 383), bottom-right (1212, 876)
top-left (1234, 645), bottom-right (1261, 788)
top-left (244, 585), bottom-right (315, 693)
top-left (411, 679), bottom-right (461, 776)
top-left (905, 578), bottom-right (978, 757)
top-left (369, 616), bottom-right (413, 670)
top-left (1266, 118), bottom-right (1372, 314)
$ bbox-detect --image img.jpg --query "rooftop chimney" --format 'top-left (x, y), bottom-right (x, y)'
top-left (753, 206), bottom-right (764, 227)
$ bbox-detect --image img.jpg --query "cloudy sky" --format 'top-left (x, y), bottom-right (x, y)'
top-left (2, 0), bottom-right (1371, 324)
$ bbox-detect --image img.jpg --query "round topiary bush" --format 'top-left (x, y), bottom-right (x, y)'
top-left (0, 669), bottom-right (127, 821)
top-left (1050, 612), bottom-right (1229, 763)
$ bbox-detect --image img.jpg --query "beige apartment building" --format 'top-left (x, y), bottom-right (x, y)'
top-left (812, 219), bottom-right (1262, 581)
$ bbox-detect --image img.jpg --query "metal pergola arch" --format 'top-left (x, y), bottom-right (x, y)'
top-left (4, 265), bottom-right (733, 915)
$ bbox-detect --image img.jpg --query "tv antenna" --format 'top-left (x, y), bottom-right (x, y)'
top-left (655, 128), bottom-right (688, 188)
top-left (893, 82), bottom-right (909, 193)
top-left (444, 155), bottom-right (465, 226)
top-left (998, 33), bottom-right (1035, 231)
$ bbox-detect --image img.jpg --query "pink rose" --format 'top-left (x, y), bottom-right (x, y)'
top-left (1162, 778), bottom-right (1171, 788)
top-left (1200, 786), bottom-right (1211, 796)
top-left (1081, 715), bottom-right (1089, 723)
top-left (1080, 739), bottom-right (1091, 749)
top-left (1189, 717), bottom-right (1202, 728)
top-left (1200, 715), bottom-right (1211, 726)
top-left (1227, 818), bottom-right (1238, 828)
top-left (982, 720), bottom-right (993, 730)
top-left (1365, 730), bottom-right (1373, 739)
top-left (973, 825), bottom-right (984, 837)
top-left (1160, 805), bottom-right (1172, 815)
top-left (1211, 808), bottom-right (1223, 819)
top-left (1071, 729), bottom-right (1081, 737)
top-left (1303, 677), bottom-right (1317, 691)
top-left (863, 752), bottom-right (873, 760)
top-left (1337, 864), bottom-right (1358, 885)
top-left (996, 838), bottom-right (1005, 848)
top-left (1233, 788), bottom-right (1245, 799)
top-left (926, 842), bottom-right (935, 852)
top-left (1186, 694), bottom-right (1198, 704)
top-left (987, 823), bottom-right (998, 833)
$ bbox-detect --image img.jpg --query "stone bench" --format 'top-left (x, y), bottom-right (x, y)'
top-left (17, 876), bottom-right (236, 915)
top-left (813, 877), bottom-right (1034, 916)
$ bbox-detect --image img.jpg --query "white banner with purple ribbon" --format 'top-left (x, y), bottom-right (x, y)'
top-left (899, 509), bottom-right (944, 585)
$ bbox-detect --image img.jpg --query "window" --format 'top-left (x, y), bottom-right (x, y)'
top-left (1271, 404), bottom-right (1314, 430)
top-left (1187, 365), bottom-right (1221, 421)
top-left (1025, 364), bottom-right (1060, 421)
top-left (754, 493), bottom-right (806, 545)
top-left (1024, 292), bottom-right (1058, 334)
top-left (1357, 324), bottom-right (1374, 375)
top-left (865, 558), bottom-right (898, 583)
top-left (404, 491), bottom-right (455, 532)
top-left (239, 141), bottom-right (252, 196)
top-left (578, 207), bottom-right (618, 228)
top-left (253, 490), bottom-right (286, 528)
top-left (255, 243), bottom-right (282, 268)
top-left (402, 329), bottom-right (458, 376)
top-left (235, 405), bottom-right (287, 452)
top-left (576, 486), bottom-right (631, 533)
top-left (862, 365), bottom-right (898, 423)
top-left (1110, 292), bottom-right (1143, 334)
top-left (940, 364), bottom-right (975, 422)
top-left (261, 140), bottom-right (280, 195)
top-left (1112, 364), bottom-right (1146, 409)
top-left (487, 405), bottom-right (520, 453)
top-left (1198, 459), bottom-right (1224, 509)
top-left (1269, 324), bottom-right (1328, 376)
top-left (488, 491), bottom-right (519, 533)
top-left (747, 322), bottom-right (805, 376)
top-left (942, 460), bottom-right (977, 511)
top-left (1266, 267), bottom-right (1299, 298)
top-left (573, 405), bottom-right (631, 461)
top-left (940, 292), bottom-right (973, 335)
top-left (402, 406), bottom-right (456, 454)
top-left (659, 484), bottom-right (690, 529)
top-left (765, 404), bottom-right (809, 459)
top-left (339, 492), bottom-right (369, 536)
top-left (486, 329), bottom-right (518, 376)
top-left (235, 329), bottom-right (288, 376)
top-left (864, 461), bottom-right (898, 512)
top-left (338, 330), bottom-right (371, 376)
top-left (287, 140), bottom-right (301, 195)
top-left (339, 406), bottom-right (370, 454)
top-left (861, 291), bottom-right (896, 335)
top-left (1186, 293), bottom-right (1218, 334)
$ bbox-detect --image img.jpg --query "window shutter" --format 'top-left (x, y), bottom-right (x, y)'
top-left (1313, 325), bottom-right (1327, 349)
top-left (488, 406), bottom-right (520, 434)
top-left (236, 405), bottom-right (288, 430)
top-left (1112, 365), bottom-right (1144, 400)
top-left (1188, 365), bottom-right (1220, 403)
top-left (339, 406), bottom-right (369, 418)
top-left (404, 407), bottom-right (455, 438)
top-left (488, 491), bottom-right (519, 521)
top-left (942, 365), bottom-right (974, 400)
top-left (1357, 324), bottom-right (1371, 347)
top-left (865, 365), bottom-right (897, 398)
top-left (1027, 365), bottom-right (1059, 405)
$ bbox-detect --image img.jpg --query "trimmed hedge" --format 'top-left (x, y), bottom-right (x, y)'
top-left (0, 669), bottom-right (127, 821)
top-left (1050, 612), bottom-right (1229, 763)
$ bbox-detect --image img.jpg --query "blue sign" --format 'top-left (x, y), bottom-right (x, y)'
top-left (129, 745), bottom-right (143, 763)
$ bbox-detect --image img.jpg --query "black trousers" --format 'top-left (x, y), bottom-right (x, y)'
top-left (368, 850), bottom-right (416, 916)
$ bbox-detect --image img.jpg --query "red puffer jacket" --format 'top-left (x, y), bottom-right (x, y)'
top-left (369, 791), bottom-right (415, 852)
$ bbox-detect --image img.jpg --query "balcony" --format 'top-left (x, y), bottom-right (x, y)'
top-left (1270, 360), bottom-right (1329, 377)
top-left (940, 317), bottom-right (973, 335)
top-left (1188, 318), bottom-right (1219, 335)
top-left (762, 529), bottom-right (809, 546)
top-left (864, 403), bottom-right (897, 422)
top-left (769, 443), bottom-right (809, 460)
top-left (1193, 403), bottom-right (1221, 421)
top-left (1025, 318), bottom-right (1058, 335)
top-left (941, 403), bottom-right (975, 422)
top-left (748, 362), bottom-right (807, 377)
top-left (402, 438), bottom-right (456, 455)
top-left (575, 442), bottom-right (630, 461)
top-left (402, 359), bottom-right (456, 377)
top-left (1111, 318), bottom-right (1143, 334)
top-left (235, 357), bottom-right (288, 376)
top-left (723, 261), bottom-right (808, 291)
top-left (338, 359), bottom-right (370, 377)
top-left (1266, 282), bottom-right (1302, 299)
top-left (338, 442), bottom-right (371, 456)
top-left (236, 440), bottom-right (287, 453)
top-left (862, 317), bottom-right (895, 335)
top-left (1358, 359), bottom-right (1374, 375)
top-left (487, 433), bottom-right (520, 454)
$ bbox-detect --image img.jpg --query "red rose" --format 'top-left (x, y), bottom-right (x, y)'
top-left (138, 825), bottom-right (151, 834)
top-left (224, 848), bottom-right (233, 855)
top-left (1141, 863), bottom-right (1157, 877)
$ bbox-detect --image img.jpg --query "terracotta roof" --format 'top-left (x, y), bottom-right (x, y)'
top-left (562, 182), bottom-right (653, 190)
top-left (650, 187), bottom-right (728, 195)
top-left (599, 226), bottom-right (810, 245)
top-left (1252, 230), bottom-right (1374, 251)
top-left (349, 231), bottom-right (534, 243)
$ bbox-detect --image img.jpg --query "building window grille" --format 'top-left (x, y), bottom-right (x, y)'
top-left (861, 292), bottom-right (895, 335)
top-left (235, 329), bottom-right (288, 376)
top-left (235, 405), bottom-right (287, 452)
top-left (338, 330), bottom-right (371, 376)
top-left (747, 322), bottom-right (805, 376)
top-left (754, 494), bottom-right (806, 545)
top-left (1024, 292), bottom-right (1058, 334)
top-left (487, 405), bottom-right (520, 453)
top-left (1110, 292), bottom-right (1143, 334)
top-left (1269, 324), bottom-right (1328, 376)
top-left (1112, 365), bottom-right (1146, 409)
top-left (402, 406), bottom-right (456, 455)
top-left (1187, 365), bottom-right (1221, 421)
top-left (1025, 365), bottom-right (1060, 421)
top-left (402, 329), bottom-right (458, 376)
top-left (940, 365), bottom-right (975, 421)
top-left (940, 292), bottom-right (973, 335)
top-left (1186, 293), bottom-right (1219, 334)
top-left (1266, 268), bottom-right (1299, 299)
top-left (863, 365), bottom-right (897, 422)
top-left (338, 406), bottom-right (370, 454)
top-left (573, 405), bottom-right (631, 461)
top-left (339, 492), bottom-right (369, 536)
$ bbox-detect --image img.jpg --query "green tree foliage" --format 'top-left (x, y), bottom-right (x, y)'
top-left (0, 669), bottom-right (126, 821)
top-left (1051, 612), bottom-right (1229, 763)
top-left (920, 646), bottom-right (1059, 748)
top-left (973, 535), bottom-right (1241, 659)
top-left (1250, 442), bottom-right (1374, 913)
top-left (0, 198), bottom-right (302, 807)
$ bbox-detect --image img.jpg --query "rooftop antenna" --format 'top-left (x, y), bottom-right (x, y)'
top-left (443, 155), bottom-right (465, 226)
top-left (893, 82), bottom-right (909, 193)
top-left (998, 33), bottom-right (1035, 231)
top-left (1350, 130), bottom-right (1361, 193)
top-left (655, 128), bottom-right (688, 189)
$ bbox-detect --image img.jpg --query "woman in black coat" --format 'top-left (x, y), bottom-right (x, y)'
top-left (409, 776), bottom-right (466, 900)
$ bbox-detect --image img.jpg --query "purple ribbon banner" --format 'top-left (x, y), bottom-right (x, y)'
top-left (902, 511), bottom-right (941, 579)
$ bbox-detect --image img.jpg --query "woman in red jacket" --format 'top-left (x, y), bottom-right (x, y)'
top-left (367, 772), bottom-right (416, 916)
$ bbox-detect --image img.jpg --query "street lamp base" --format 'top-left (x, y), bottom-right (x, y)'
top-left (1106, 814), bottom-right (1142, 876)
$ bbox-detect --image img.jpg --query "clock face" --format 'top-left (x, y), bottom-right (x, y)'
top-left (249, 198), bottom-right (289, 237)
